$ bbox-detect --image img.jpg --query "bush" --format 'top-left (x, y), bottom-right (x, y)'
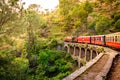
top-left (0, 50), bottom-right (29, 80)
top-left (35, 50), bottom-right (73, 79)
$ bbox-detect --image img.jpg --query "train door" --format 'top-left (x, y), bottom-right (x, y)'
top-left (102, 35), bottom-right (106, 45)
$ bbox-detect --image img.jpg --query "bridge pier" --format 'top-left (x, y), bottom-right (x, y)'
top-left (70, 46), bottom-right (74, 55)
top-left (90, 50), bottom-right (93, 60)
top-left (81, 48), bottom-right (85, 59)
top-left (73, 46), bottom-right (76, 56)
top-left (79, 47), bottom-right (81, 58)
top-left (86, 49), bottom-right (91, 62)
top-left (92, 50), bottom-right (97, 59)
top-left (84, 49), bottom-right (87, 62)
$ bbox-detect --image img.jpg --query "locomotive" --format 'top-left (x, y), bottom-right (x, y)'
top-left (64, 32), bottom-right (120, 49)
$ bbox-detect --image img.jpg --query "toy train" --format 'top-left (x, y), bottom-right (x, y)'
top-left (64, 32), bottom-right (120, 49)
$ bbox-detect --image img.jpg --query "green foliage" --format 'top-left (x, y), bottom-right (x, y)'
top-left (88, 14), bottom-right (111, 34)
top-left (84, 0), bottom-right (93, 14)
top-left (95, 16), bottom-right (111, 33)
top-left (31, 50), bottom-right (74, 80)
top-left (0, 48), bottom-right (28, 80)
top-left (74, 21), bottom-right (81, 28)
top-left (0, 40), bottom-right (74, 80)
top-left (113, 13), bottom-right (120, 22)
top-left (59, 0), bottom-right (93, 33)
top-left (114, 19), bottom-right (120, 30)
top-left (111, 13), bottom-right (120, 31)
top-left (0, 0), bottom-right (22, 35)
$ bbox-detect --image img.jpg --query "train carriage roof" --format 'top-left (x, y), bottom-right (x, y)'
top-left (106, 32), bottom-right (120, 36)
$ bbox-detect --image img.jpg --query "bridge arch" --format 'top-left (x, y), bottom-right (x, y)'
top-left (75, 47), bottom-right (79, 56)
top-left (81, 48), bottom-right (85, 59)
top-left (70, 46), bottom-right (74, 55)
top-left (86, 49), bottom-right (91, 62)
top-left (92, 50), bottom-right (97, 59)
top-left (64, 45), bottom-right (69, 53)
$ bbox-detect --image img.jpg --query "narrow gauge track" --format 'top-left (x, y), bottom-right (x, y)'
top-left (74, 54), bottom-right (109, 80)
top-left (106, 52), bottom-right (120, 80)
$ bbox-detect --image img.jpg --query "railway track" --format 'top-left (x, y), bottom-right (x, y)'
top-left (106, 52), bottom-right (120, 80)
top-left (75, 54), bottom-right (109, 80)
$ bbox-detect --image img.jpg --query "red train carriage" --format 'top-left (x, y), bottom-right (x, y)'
top-left (91, 35), bottom-right (105, 45)
top-left (106, 33), bottom-right (120, 49)
top-left (77, 36), bottom-right (91, 44)
top-left (64, 36), bottom-right (73, 42)
top-left (64, 32), bottom-right (120, 49)
top-left (64, 36), bottom-right (78, 42)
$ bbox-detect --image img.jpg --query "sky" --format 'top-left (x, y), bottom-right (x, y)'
top-left (22, 0), bottom-right (59, 12)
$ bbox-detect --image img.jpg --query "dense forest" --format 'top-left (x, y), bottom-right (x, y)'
top-left (0, 0), bottom-right (120, 80)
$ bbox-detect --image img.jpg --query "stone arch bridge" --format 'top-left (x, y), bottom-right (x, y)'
top-left (64, 42), bottom-right (104, 67)
top-left (63, 42), bottom-right (118, 80)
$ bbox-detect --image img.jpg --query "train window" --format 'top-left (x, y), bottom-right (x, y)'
top-left (106, 36), bottom-right (110, 42)
top-left (112, 36), bottom-right (113, 42)
top-left (98, 38), bottom-right (99, 41)
top-left (98, 37), bottom-right (100, 41)
top-left (117, 36), bottom-right (119, 42)
top-left (107, 37), bottom-right (109, 42)
top-left (95, 38), bottom-right (97, 41)
top-left (109, 37), bottom-right (110, 42)
top-left (96, 38), bottom-right (98, 41)
top-left (108, 37), bottom-right (110, 42)
top-left (118, 36), bottom-right (120, 42)
top-left (106, 37), bottom-right (108, 42)
top-left (99, 37), bottom-right (101, 41)
top-left (111, 36), bottom-right (113, 42)
top-left (107, 37), bottom-right (108, 42)
top-left (117, 36), bottom-right (118, 42)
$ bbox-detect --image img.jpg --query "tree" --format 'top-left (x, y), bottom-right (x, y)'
top-left (0, 0), bottom-right (22, 33)
top-left (59, 0), bottom-right (93, 33)
top-left (28, 4), bottom-right (40, 12)
top-left (59, 0), bottom-right (80, 32)
top-left (114, 19), bottom-right (120, 30)
top-left (23, 10), bottom-right (47, 58)
top-left (88, 14), bottom-right (111, 34)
